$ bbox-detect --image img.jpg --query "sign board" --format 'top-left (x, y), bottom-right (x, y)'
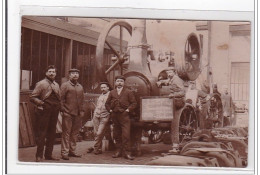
top-left (140, 96), bottom-right (174, 122)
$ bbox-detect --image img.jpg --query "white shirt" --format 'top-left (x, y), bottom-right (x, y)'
top-left (94, 91), bottom-right (110, 118)
top-left (117, 87), bottom-right (123, 95)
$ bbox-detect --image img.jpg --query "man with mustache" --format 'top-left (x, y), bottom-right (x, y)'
top-left (60, 68), bottom-right (85, 160)
top-left (105, 75), bottom-right (137, 160)
top-left (87, 82), bottom-right (112, 155)
top-left (30, 65), bottom-right (61, 162)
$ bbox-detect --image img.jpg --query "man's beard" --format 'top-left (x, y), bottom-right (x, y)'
top-left (46, 75), bottom-right (55, 81)
top-left (70, 78), bottom-right (78, 84)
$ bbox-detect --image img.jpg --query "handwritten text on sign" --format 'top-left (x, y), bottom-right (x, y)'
top-left (141, 97), bottom-right (174, 121)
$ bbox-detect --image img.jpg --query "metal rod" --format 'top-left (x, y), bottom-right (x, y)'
top-left (120, 25), bottom-right (123, 53)
top-left (207, 21), bottom-right (213, 93)
top-left (105, 59), bottom-right (120, 74)
top-left (105, 40), bottom-right (120, 58)
top-left (120, 26), bottom-right (123, 75)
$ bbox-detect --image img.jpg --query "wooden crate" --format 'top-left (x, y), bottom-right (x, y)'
top-left (19, 102), bottom-right (36, 148)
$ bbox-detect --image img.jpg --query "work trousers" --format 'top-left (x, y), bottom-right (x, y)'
top-left (61, 113), bottom-right (82, 156)
top-left (92, 116), bottom-right (110, 151)
top-left (130, 122), bottom-right (142, 155)
top-left (199, 103), bottom-right (209, 129)
top-left (223, 116), bottom-right (231, 127)
top-left (111, 111), bottom-right (131, 155)
top-left (34, 105), bottom-right (59, 158)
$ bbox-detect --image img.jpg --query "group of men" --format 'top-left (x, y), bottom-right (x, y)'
top-left (30, 65), bottom-right (137, 162)
top-left (30, 64), bottom-right (234, 162)
top-left (156, 66), bottom-right (234, 150)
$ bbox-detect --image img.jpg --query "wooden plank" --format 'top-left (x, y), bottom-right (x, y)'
top-left (19, 103), bottom-right (30, 147)
top-left (230, 24), bottom-right (251, 32)
top-left (22, 102), bottom-right (35, 146)
top-left (19, 130), bottom-right (23, 148)
top-left (140, 96), bottom-right (174, 122)
top-left (64, 40), bottom-right (73, 74)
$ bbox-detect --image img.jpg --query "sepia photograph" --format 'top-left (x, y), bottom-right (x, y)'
top-left (18, 16), bottom-right (251, 168)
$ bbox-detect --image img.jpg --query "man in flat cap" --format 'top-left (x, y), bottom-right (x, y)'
top-left (87, 82), bottom-right (112, 155)
top-left (30, 65), bottom-right (61, 162)
top-left (105, 75), bottom-right (137, 160)
top-left (156, 66), bottom-right (185, 152)
top-left (60, 68), bottom-right (85, 160)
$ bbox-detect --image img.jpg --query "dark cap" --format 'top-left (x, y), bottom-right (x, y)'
top-left (115, 75), bottom-right (125, 81)
top-left (99, 82), bottom-right (110, 86)
top-left (69, 68), bottom-right (80, 73)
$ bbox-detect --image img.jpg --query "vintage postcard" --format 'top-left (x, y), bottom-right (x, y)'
top-left (17, 16), bottom-right (251, 169)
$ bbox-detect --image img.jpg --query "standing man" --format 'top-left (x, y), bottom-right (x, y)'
top-left (156, 67), bottom-right (185, 152)
top-left (60, 68), bottom-right (85, 160)
top-left (222, 85), bottom-right (234, 126)
top-left (30, 65), bottom-right (61, 162)
top-left (105, 75), bottom-right (137, 160)
top-left (87, 82), bottom-right (112, 155)
top-left (156, 66), bottom-right (185, 109)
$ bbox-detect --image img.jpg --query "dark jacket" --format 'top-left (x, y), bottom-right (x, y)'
top-left (60, 80), bottom-right (85, 116)
top-left (30, 78), bottom-right (61, 106)
top-left (105, 87), bottom-right (137, 113)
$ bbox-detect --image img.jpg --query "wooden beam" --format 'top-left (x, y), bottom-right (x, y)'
top-left (230, 24), bottom-right (251, 36)
top-left (64, 40), bottom-right (73, 79)
top-left (22, 16), bottom-right (128, 51)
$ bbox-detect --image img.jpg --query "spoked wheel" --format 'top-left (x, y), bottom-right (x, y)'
top-left (184, 33), bottom-right (201, 73)
top-left (177, 33), bottom-right (201, 81)
top-left (96, 20), bottom-right (132, 85)
top-left (179, 105), bottom-right (198, 143)
top-left (148, 130), bottom-right (164, 144)
top-left (208, 93), bottom-right (223, 128)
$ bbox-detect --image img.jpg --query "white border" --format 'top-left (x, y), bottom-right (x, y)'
top-left (6, 0), bottom-right (256, 174)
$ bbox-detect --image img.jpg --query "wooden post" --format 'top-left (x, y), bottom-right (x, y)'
top-left (207, 21), bottom-right (213, 93)
top-left (63, 39), bottom-right (73, 82)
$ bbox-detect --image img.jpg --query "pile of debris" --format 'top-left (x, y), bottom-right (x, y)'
top-left (147, 127), bottom-right (248, 167)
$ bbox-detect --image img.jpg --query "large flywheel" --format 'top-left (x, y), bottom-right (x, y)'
top-left (96, 20), bottom-right (132, 85)
top-left (177, 33), bottom-right (201, 81)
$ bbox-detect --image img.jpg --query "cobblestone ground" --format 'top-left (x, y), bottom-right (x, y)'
top-left (18, 141), bottom-right (172, 165)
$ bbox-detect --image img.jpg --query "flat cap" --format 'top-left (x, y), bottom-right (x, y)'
top-left (99, 81), bottom-right (110, 86)
top-left (115, 75), bottom-right (126, 81)
top-left (165, 66), bottom-right (176, 71)
top-left (69, 68), bottom-right (80, 73)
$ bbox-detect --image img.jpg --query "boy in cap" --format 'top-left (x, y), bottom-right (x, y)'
top-left (105, 75), bottom-right (137, 160)
top-left (60, 68), bottom-right (85, 160)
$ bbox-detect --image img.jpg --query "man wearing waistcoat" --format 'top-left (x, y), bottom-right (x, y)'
top-left (105, 75), bottom-right (137, 160)
top-left (60, 68), bottom-right (85, 160)
top-left (30, 65), bottom-right (61, 162)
